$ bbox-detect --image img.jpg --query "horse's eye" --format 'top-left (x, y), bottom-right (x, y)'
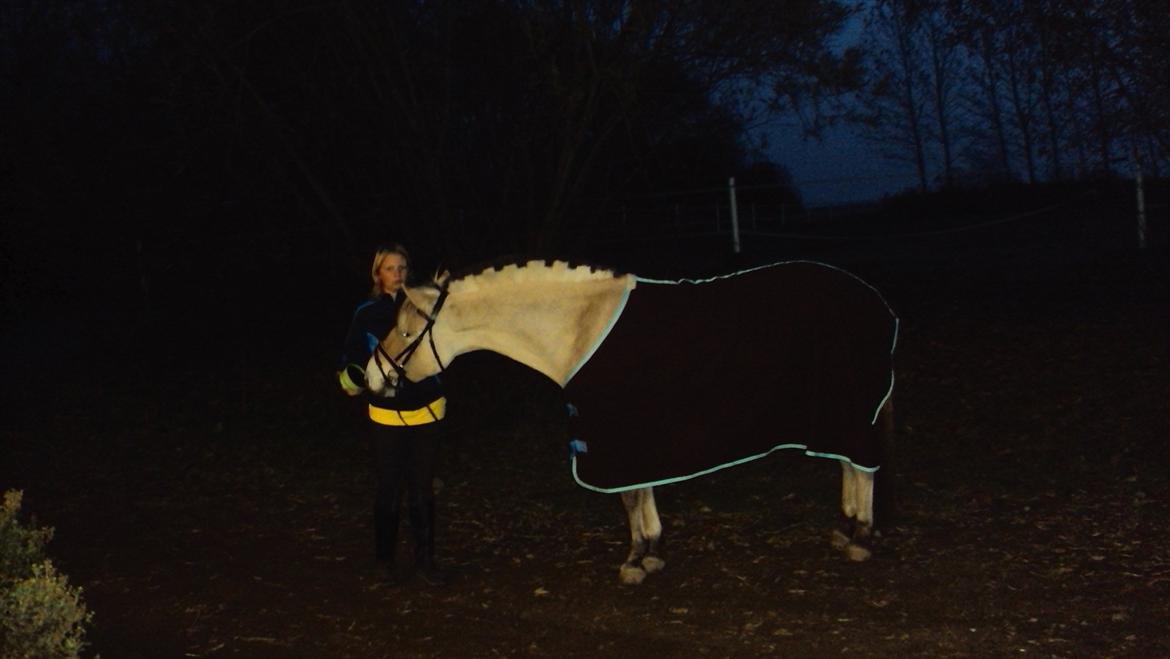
top-left (400, 330), bottom-right (411, 338)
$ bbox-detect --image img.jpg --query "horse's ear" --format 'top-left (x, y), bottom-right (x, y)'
top-left (435, 269), bottom-right (451, 286)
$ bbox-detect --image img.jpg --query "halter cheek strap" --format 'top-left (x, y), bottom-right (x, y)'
top-left (425, 312), bottom-right (447, 372)
top-left (371, 284), bottom-right (450, 392)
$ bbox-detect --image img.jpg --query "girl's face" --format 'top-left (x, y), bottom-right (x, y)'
top-left (376, 253), bottom-right (408, 295)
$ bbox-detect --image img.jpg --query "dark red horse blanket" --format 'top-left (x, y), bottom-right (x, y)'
top-left (565, 261), bottom-right (897, 493)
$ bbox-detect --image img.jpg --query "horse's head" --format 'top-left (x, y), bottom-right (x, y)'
top-left (365, 279), bottom-right (449, 396)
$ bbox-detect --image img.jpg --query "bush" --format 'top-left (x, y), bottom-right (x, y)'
top-left (0, 490), bottom-right (94, 659)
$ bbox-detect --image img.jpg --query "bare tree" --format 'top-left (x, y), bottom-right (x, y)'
top-left (986, 1), bottom-right (1043, 183)
top-left (1093, 0), bottom-right (1170, 169)
top-left (1026, 0), bottom-right (1071, 181)
top-left (953, 0), bottom-right (1014, 180)
top-left (859, 0), bottom-right (933, 192)
top-left (148, 0), bottom-right (858, 259)
top-left (1075, 3), bottom-right (1120, 173)
top-left (920, 0), bottom-right (964, 187)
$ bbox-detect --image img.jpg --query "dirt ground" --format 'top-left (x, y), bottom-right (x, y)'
top-left (3, 242), bottom-right (1169, 658)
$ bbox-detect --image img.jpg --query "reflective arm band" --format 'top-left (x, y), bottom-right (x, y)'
top-left (339, 368), bottom-right (363, 396)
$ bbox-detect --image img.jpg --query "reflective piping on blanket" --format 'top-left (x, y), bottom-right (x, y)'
top-left (635, 260), bottom-right (900, 330)
top-left (368, 397), bottom-right (447, 426)
top-left (889, 315), bottom-right (901, 355)
top-left (867, 314), bottom-right (899, 426)
top-left (564, 285), bottom-right (634, 385)
top-left (634, 260), bottom-right (787, 285)
top-left (570, 444), bottom-right (879, 495)
top-left (873, 370), bottom-right (896, 425)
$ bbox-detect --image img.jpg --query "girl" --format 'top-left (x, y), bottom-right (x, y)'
top-left (338, 244), bottom-right (447, 586)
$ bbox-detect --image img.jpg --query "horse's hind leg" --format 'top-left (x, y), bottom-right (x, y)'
top-left (832, 462), bottom-right (859, 550)
top-left (833, 397), bottom-right (893, 561)
top-left (618, 487), bottom-right (664, 584)
top-left (835, 463), bottom-right (875, 562)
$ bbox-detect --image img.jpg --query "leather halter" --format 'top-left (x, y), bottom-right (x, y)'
top-left (372, 283), bottom-right (450, 392)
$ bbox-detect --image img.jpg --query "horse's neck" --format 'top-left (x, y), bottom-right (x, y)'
top-left (442, 268), bottom-right (635, 386)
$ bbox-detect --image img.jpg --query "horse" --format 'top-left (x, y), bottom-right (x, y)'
top-left (365, 259), bottom-right (898, 584)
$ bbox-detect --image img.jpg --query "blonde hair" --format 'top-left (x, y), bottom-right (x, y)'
top-left (370, 243), bottom-right (410, 297)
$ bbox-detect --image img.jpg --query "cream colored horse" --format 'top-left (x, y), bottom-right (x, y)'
top-left (366, 259), bottom-right (889, 584)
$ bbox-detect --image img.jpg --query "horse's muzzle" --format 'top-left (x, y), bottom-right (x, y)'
top-left (364, 358), bottom-right (398, 398)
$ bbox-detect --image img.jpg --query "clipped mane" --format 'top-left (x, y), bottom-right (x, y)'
top-left (443, 257), bottom-right (626, 288)
top-left (387, 256), bottom-right (636, 388)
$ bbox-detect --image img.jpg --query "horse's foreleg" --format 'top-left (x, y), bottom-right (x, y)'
top-left (619, 489), bottom-right (649, 584)
top-left (618, 488), bottom-right (664, 584)
top-left (638, 487), bottom-right (665, 575)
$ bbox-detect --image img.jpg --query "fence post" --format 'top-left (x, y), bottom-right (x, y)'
top-left (728, 177), bottom-right (741, 254)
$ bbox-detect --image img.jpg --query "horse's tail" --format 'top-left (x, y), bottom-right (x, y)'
top-left (874, 395), bottom-right (897, 532)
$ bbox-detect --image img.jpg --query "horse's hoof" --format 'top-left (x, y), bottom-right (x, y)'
top-left (830, 528), bottom-right (852, 550)
top-left (844, 543), bottom-right (872, 562)
top-left (641, 555), bottom-right (666, 574)
top-left (619, 563), bottom-right (646, 585)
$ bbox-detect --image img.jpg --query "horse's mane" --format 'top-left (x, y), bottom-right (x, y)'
top-left (444, 256), bottom-right (627, 286)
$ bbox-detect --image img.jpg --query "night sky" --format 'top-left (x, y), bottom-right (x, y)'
top-left (762, 120), bottom-right (920, 206)
top-left (760, 7), bottom-right (920, 207)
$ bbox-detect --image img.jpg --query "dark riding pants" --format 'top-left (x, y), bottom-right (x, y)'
top-left (370, 421), bottom-right (443, 564)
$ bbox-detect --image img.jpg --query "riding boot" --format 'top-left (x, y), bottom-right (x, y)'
top-left (409, 499), bottom-right (446, 586)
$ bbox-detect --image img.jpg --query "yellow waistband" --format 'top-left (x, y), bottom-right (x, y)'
top-left (368, 397), bottom-right (447, 426)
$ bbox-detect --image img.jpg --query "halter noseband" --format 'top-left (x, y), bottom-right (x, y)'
top-left (372, 283), bottom-right (450, 392)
